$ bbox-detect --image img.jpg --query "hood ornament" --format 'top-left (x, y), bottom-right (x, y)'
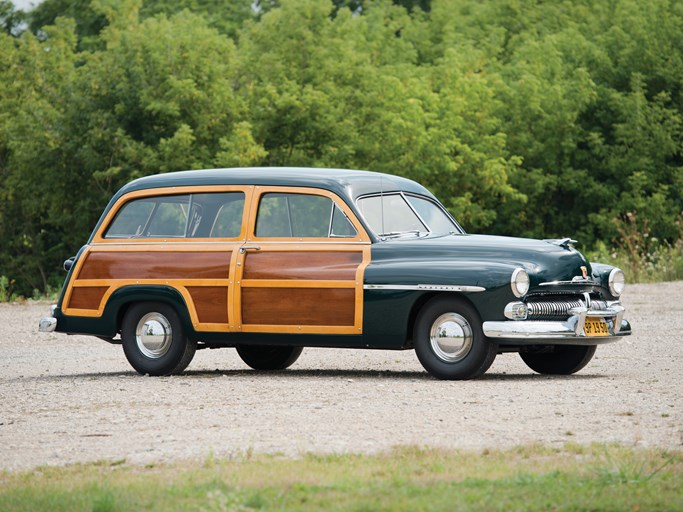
top-left (544, 238), bottom-right (577, 249)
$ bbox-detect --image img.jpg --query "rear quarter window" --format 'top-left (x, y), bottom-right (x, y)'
top-left (104, 192), bottom-right (245, 239)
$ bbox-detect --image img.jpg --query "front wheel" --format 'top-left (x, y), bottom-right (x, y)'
top-left (236, 345), bottom-right (303, 370)
top-left (121, 302), bottom-right (196, 376)
top-left (414, 297), bottom-right (497, 380)
top-left (520, 345), bottom-right (596, 375)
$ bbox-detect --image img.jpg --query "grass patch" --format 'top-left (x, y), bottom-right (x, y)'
top-left (1, 444), bottom-right (681, 511)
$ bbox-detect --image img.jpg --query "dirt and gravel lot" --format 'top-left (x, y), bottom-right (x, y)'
top-left (1, 282), bottom-right (681, 472)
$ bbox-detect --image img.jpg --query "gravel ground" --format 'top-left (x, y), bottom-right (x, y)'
top-left (1, 282), bottom-right (682, 472)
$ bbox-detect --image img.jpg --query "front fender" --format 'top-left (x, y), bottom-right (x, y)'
top-left (363, 257), bottom-right (521, 344)
top-left (590, 262), bottom-right (623, 300)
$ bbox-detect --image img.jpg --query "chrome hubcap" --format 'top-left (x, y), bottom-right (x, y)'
top-left (429, 313), bottom-right (473, 363)
top-left (136, 313), bottom-right (172, 359)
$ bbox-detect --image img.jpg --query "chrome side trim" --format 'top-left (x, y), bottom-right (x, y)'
top-left (363, 284), bottom-right (485, 292)
top-left (539, 278), bottom-right (599, 287)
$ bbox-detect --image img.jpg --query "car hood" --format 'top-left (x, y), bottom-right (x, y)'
top-left (368, 234), bottom-right (590, 289)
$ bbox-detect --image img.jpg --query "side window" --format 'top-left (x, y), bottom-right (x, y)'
top-left (330, 205), bottom-right (357, 237)
top-left (255, 194), bottom-right (293, 237)
top-left (404, 195), bottom-right (457, 234)
top-left (357, 194), bottom-right (425, 235)
top-left (104, 192), bottom-right (246, 239)
top-left (255, 193), bottom-right (356, 238)
top-left (105, 195), bottom-right (190, 239)
top-left (105, 200), bottom-right (155, 238)
top-left (147, 200), bottom-right (189, 237)
top-left (209, 194), bottom-right (245, 238)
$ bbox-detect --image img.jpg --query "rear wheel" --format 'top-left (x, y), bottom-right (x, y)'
top-left (121, 302), bottom-right (196, 376)
top-left (236, 345), bottom-right (303, 370)
top-left (414, 297), bottom-right (497, 380)
top-left (520, 345), bottom-right (596, 375)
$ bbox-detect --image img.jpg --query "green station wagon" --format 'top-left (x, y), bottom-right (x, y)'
top-left (39, 167), bottom-right (631, 379)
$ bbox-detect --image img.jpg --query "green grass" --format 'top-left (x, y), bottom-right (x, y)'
top-left (1, 444), bottom-right (681, 511)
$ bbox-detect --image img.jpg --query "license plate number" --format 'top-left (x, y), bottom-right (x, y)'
top-left (584, 317), bottom-right (610, 337)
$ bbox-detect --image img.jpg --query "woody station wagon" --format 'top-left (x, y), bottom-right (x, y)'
top-left (39, 167), bottom-right (632, 379)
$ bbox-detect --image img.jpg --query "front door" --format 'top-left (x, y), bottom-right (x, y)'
top-left (233, 187), bottom-right (370, 335)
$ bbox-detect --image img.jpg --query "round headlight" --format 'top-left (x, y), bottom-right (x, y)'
top-left (609, 268), bottom-right (625, 297)
top-left (511, 268), bottom-right (530, 298)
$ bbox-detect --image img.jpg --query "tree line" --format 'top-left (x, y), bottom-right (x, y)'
top-left (1, 0), bottom-right (681, 296)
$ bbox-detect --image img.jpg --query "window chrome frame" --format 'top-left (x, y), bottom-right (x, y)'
top-left (328, 204), bottom-right (358, 238)
top-left (355, 191), bottom-right (465, 238)
top-left (256, 191), bottom-right (358, 239)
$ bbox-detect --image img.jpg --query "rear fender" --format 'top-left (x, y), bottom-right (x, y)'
top-left (105, 285), bottom-right (194, 338)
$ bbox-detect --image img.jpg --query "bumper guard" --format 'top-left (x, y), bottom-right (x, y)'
top-left (38, 305), bottom-right (58, 333)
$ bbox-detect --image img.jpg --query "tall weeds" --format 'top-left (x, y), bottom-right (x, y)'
top-left (586, 212), bottom-right (683, 283)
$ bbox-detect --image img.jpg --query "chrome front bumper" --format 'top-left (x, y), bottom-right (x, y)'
top-left (38, 305), bottom-right (58, 333)
top-left (483, 304), bottom-right (631, 345)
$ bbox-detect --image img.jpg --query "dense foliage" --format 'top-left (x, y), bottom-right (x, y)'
top-left (1, 0), bottom-right (682, 296)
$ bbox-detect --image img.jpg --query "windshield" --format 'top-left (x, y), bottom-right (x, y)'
top-left (356, 193), bottom-right (461, 238)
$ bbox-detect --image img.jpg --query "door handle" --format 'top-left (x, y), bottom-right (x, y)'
top-left (239, 246), bottom-right (261, 254)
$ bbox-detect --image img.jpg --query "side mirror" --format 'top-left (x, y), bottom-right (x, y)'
top-left (63, 257), bottom-right (75, 272)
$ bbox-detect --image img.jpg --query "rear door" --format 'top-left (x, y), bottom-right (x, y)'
top-left (66, 187), bottom-right (250, 333)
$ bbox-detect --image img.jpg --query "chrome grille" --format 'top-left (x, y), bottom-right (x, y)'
top-left (526, 299), bottom-right (584, 320)
top-left (591, 300), bottom-right (608, 311)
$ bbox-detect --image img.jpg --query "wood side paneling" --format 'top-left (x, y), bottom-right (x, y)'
top-left (243, 252), bottom-right (361, 280)
top-left (78, 251), bottom-right (232, 280)
top-left (68, 287), bottom-right (108, 310)
top-left (186, 287), bottom-right (229, 324)
top-left (242, 288), bottom-right (355, 326)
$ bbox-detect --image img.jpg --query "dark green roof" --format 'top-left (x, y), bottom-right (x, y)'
top-left (90, 167), bottom-right (439, 244)
top-left (115, 167), bottom-right (434, 203)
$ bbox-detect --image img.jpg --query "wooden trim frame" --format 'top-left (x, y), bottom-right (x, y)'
top-left (236, 186), bottom-right (371, 335)
top-left (61, 243), bottom-right (240, 332)
top-left (234, 244), bottom-right (370, 335)
top-left (245, 186), bottom-right (371, 244)
top-left (65, 185), bottom-right (257, 332)
top-left (91, 185), bottom-right (254, 244)
top-left (63, 183), bottom-right (371, 337)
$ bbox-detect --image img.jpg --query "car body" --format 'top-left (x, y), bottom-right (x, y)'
top-left (39, 167), bottom-right (631, 379)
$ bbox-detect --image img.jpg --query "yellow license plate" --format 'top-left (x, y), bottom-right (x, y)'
top-left (584, 317), bottom-right (610, 337)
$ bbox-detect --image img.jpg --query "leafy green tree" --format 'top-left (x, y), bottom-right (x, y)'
top-left (0, 19), bottom-right (79, 293)
top-left (0, 0), bottom-right (25, 35)
top-left (29, 0), bottom-right (107, 48)
top-left (29, 0), bottom-right (261, 43)
top-left (1, 0), bottom-right (682, 296)
top-left (236, 0), bottom-right (520, 229)
top-left (1, 7), bottom-right (247, 295)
